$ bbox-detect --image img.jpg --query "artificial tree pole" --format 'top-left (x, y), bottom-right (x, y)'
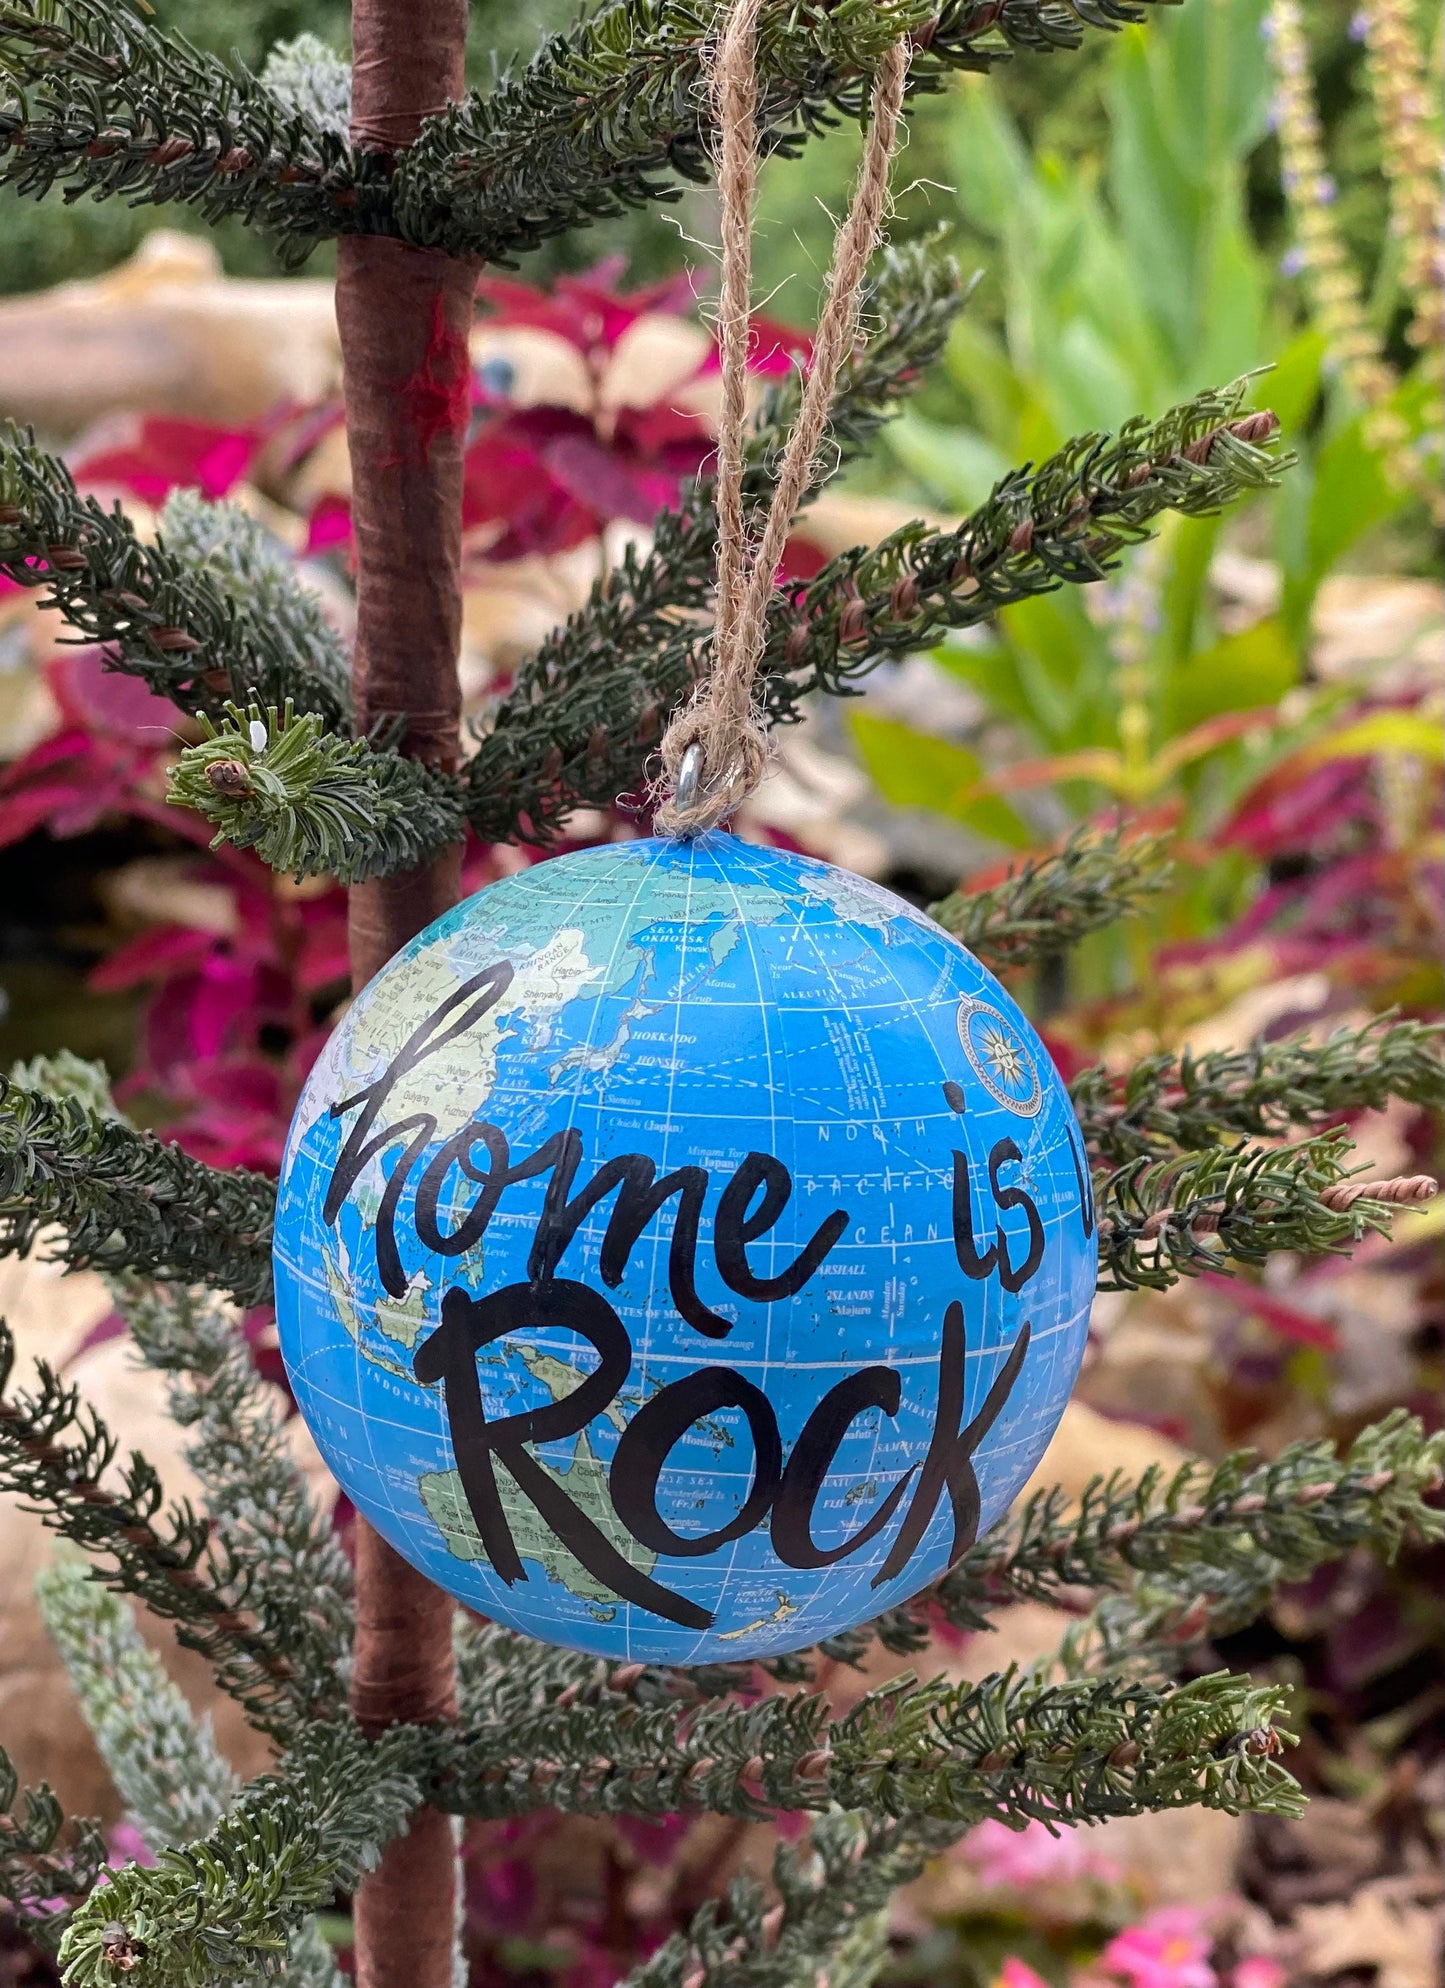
top-left (334, 4), bottom-right (473, 1985)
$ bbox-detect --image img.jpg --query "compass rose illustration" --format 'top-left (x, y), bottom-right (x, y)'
top-left (956, 997), bottom-right (1043, 1117)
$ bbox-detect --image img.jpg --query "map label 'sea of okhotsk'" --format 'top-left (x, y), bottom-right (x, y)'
top-left (273, 833), bottom-right (1096, 1663)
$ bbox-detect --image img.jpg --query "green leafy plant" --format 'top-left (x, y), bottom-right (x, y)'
top-left (849, 0), bottom-right (1439, 885)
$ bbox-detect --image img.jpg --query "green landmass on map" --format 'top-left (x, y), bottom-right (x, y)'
top-left (324, 1243), bottom-right (412, 1379)
top-left (517, 1346), bottom-right (628, 1432)
top-left (416, 1333), bottom-right (657, 1611)
top-left (418, 1428), bottom-right (653, 1615)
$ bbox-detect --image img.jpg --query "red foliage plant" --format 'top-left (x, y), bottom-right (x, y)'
top-left (0, 265), bottom-right (811, 1173)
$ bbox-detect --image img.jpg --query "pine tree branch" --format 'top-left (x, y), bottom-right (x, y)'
top-left (36, 1566), bottom-right (343, 1988)
top-left (942, 1407), bottom-right (1445, 1627)
top-left (260, 34), bottom-right (351, 142)
top-left (2, 0), bottom-right (1180, 263)
top-left (931, 825), bottom-right (1174, 973)
top-left (0, 0), bottom-right (356, 259)
top-left (57, 1722), bottom-right (422, 1988)
top-left (0, 439), bottom-right (353, 732)
top-left (174, 382), bottom-right (1287, 876)
top-left (623, 1810), bottom-right (938, 1988)
top-left (387, 0), bottom-right (1180, 263)
top-left (63, 1671), bottom-right (1278, 1988)
top-left (0, 1745), bottom-right (108, 1956)
top-left (36, 1557), bottom-right (241, 1851)
top-left (173, 238), bottom-right (967, 870)
top-left (168, 703), bottom-right (467, 886)
top-left (6, 1063), bottom-right (346, 1729)
top-left (433, 1659), bottom-right (832, 1821)
top-left (1093, 1129), bottom-right (1399, 1290)
top-left (752, 389), bottom-right (1285, 693)
top-left (831, 1668), bottom-right (1300, 1825)
top-left (1073, 1014), bottom-right (1445, 1165)
top-left (424, 1664), bottom-right (1299, 1826)
top-left (0, 1317), bottom-right (305, 1740)
top-left (0, 1074), bottom-right (275, 1305)
top-left (468, 381), bottom-right (1286, 843)
top-left (118, 1280), bottom-right (353, 1725)
top-left (611, 1489), bottom-right (1385, 1988)
top-left (765, 1411), bottom-right (1445, 1676)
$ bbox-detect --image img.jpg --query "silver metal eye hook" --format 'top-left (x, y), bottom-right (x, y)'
top-left (674, 741), bottom-right (706, 818)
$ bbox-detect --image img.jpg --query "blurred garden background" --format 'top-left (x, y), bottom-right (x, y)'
top-left (0, 1), bottom-right (1439, 1986)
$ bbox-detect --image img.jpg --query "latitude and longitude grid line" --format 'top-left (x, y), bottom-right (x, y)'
top-left (482, 836), bottom-right (674, 1452)
top-left (284, 851), bottom-right (1087, 1425)
top-left (692, 834), bottom-right (793, 1657)
top-left (761, 845), bottom-right (972, 1628)
top-left (294, 841), bottom-right (678, 1578)
top-left (282, 840), bottom-right (1090, 1638)
top-left (783, 850), bottom-right (909, 1615)
top-left (844, 861), bottom-right (1092, 1496)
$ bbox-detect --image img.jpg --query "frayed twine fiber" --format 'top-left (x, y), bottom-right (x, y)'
top-left (653, 3), bottom-right (909, 836)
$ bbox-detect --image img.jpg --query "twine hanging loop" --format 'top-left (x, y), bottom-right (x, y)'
top-left (653, 6), bottom-right (909, 836)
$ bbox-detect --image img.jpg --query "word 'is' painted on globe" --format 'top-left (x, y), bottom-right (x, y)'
top-left (321, 962), bottom-right (1097, 1632)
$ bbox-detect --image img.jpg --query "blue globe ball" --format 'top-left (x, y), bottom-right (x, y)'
top-left (274, 833), bottom-right (1095, 1664)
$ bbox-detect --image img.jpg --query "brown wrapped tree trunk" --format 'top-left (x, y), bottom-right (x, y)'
top-left (335, 5), bottom-right (473, 1987)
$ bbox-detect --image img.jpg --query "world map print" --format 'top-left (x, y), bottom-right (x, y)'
top-left (273, 833), bottom-right (1096, 1665)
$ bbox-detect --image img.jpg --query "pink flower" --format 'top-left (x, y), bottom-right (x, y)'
top-left (1100, 1907), bottom-right (1217, 1988)
top-left (963, 1817), bottom-right (1119, 1890)
top-left (994, 1961), bottom-right (1052, 1988)
top-left (1232, 1960), bottom-right (1283, 1988)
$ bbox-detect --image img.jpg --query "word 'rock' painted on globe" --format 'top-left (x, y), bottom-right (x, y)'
top-left (273, 834), bottom-right (1096, 1664)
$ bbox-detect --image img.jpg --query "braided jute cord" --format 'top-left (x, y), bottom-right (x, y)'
top-left (653, 3), bottom-right (909, 835)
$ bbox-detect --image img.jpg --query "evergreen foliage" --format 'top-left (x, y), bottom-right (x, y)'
top-left (2, 0), bottom-right (1182, 264)
top-left (259, 32), bottom-right (350, 140)
top-left (0, 1071), bottom-right (274, 1302)
top-left (1073, 1013), bottom-right (1445, 1162)
top-left (0, 1745), bottom-right (108, 1954)
top-left (58, 1723), bottom-right (422, 1988)
top-left (36, 1559), bottom-right (241, 1851)
top-left (930, 825), bottom-right (1174, 969)
top-left (386, 0), bottom-right (1179, 262)
top-left (169, 702), bottom-right (467, 886)
top-left (625, 1810), bottom-right (922, 1988)
top-left (1093, 1130), bottom-right (1398, 1289)
top-left (0, 2), bottom-right (1438, 1985)
top-left (0, 436), bottom-right (353, 731)
top-left (119, 1278), bottom-right (354, 1725)
top-left (0, 0), bottom-right (355, 256)
top-left (0, 1317), bottom-right (301, 1736)
top-left (423, 1664), bottom-right (1303, 1826)
top-left (170, 381), bottom-right (1288, 876)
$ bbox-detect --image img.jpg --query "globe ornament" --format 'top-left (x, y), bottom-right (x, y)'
top-left (273, 834), bottom-right (1096, 1664)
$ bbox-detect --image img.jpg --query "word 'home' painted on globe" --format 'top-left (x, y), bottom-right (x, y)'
top-left (321, 961), bottom-right (1096, 1632)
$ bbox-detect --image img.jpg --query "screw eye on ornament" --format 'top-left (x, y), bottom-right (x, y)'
top-left (273, 831), bottom-right (1096, 1663)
